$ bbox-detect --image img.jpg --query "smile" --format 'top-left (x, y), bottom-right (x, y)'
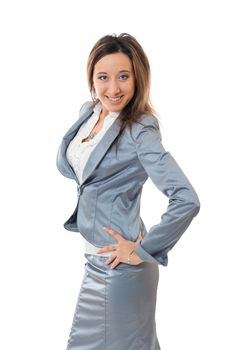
top-left (107, 95), bottom-right (123, 102)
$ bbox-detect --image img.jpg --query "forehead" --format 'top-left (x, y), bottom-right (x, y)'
top-left (94, 52), bottom-right (133, 73)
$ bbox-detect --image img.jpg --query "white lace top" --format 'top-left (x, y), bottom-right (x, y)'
top-left (66, 102), bottom-right (120, 257)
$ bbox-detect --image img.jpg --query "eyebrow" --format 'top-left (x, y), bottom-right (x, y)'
top-left (96, 70), bottom-right (131, 75)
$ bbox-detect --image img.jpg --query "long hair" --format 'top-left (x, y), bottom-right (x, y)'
top-left (86, 33), bottom-right (160, 156)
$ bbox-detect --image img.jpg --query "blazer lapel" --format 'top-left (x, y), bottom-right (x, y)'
top-left (60, 103), bottom-right (122, 185)
top-left (58, 106), bottom-right (94, 183)
top-left (81, 116), bottom-right (122, 184)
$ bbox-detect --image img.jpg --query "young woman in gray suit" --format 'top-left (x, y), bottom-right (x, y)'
top-left (56, 33), bottom-right (200, 350)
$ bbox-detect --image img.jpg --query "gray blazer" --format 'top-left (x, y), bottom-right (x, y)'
top-left (56, 101), bottom-right (200, 266)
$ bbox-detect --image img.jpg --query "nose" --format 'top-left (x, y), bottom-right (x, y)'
top-left (107, 79), bottom-right (121, 96)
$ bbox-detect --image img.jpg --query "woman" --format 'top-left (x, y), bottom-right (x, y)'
top-left (56, 33), bottom-right (200, 350)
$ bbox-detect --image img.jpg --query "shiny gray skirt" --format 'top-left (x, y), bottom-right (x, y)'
top-left (66, 253), bottom-right (161, 350)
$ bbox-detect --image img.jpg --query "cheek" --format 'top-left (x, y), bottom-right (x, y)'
top-left (93, 79), bottom-right (100, 91)
top-left (94, 83), bottom-right (105, 96)
top-left (126, 82), bottom-right (135, 96)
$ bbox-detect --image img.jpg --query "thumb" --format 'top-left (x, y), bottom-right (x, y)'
top-left (136, 230), bottom-right (142, 243)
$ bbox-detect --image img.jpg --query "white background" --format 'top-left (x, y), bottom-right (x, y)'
top-left (0, 1), bottom-right (232, 349)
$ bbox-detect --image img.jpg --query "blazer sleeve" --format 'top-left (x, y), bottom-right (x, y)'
top-left (133, 116), bottom-right (200, 267)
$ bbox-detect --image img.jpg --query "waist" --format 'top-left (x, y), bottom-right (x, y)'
top-left (83, 238), bottom-right (112, 257)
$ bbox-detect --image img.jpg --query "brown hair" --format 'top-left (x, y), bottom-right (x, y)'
top-left (86, 33), bottom-right (160, 155)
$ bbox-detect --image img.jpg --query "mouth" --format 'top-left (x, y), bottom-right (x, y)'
top-left (107, 95), bottom-right (124, 103)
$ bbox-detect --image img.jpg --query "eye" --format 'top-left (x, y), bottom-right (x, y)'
top-left (119, 74), bottom-right (129, 80)
top-left (98, 75), bottom-right (108, 81)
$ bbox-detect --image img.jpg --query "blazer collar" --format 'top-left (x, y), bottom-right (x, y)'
top-left (62, 102), bottom-right (122, 185)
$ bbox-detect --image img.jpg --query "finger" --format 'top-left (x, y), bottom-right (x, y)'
top-left (110, 258), bottom-right (121, 269)
top-left (97, 245), bottom-right (117, 254)
top-left (103, 226), bottom-right (124, 242)
top-left (105, 254), bottom-right (117, 265)
top-left (136, 230), bottom-right (142, 242)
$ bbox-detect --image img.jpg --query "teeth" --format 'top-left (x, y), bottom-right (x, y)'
top-left (108, 96), bottom-right (122, 101)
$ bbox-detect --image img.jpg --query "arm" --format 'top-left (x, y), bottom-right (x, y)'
top-left (133, 117), bottom-right (200, 266)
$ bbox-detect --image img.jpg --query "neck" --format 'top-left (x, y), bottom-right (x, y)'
top-left (99, 109), bottom-right (108, 121)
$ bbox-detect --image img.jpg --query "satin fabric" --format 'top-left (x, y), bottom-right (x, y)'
top-left (56, 101), bottom-right (200, 267)
top-left (66, 253), bottom-right (161, 350)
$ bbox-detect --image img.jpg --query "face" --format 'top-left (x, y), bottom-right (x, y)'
top-left (93, 52), bottom-right (135, 117)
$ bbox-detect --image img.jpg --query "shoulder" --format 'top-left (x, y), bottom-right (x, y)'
top-left (79, 100), bottom-right (95, 117)
top-left (60, 101), bottom-right (94, 139)
top-left (130, 113), bottom-right (162, 141)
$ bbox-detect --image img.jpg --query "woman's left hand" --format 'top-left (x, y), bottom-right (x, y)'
top-left (96, 226), bottom-right (144, 269)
